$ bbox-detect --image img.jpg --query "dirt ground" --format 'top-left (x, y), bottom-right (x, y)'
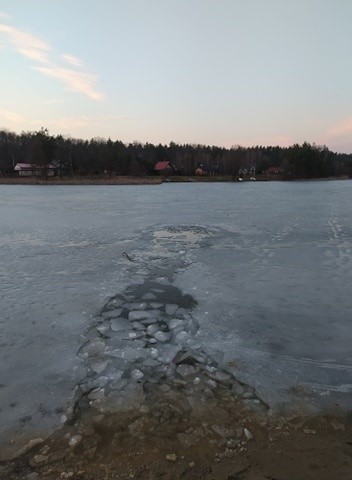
top-left (1, 388), bottom-right (351, 480)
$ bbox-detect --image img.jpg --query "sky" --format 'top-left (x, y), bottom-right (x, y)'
top-left (1, 0), bottom-right (352, 152)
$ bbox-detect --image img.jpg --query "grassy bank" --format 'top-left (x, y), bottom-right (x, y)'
top-left (0, 176), bottom-right (163, 185)
top-left (0, 175), bottom-right (249, 185)
top-left (0, 175), bottom-right (349, 185)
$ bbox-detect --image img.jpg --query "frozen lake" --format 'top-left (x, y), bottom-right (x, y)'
top-left (1, 180), bottom-right (352, 459)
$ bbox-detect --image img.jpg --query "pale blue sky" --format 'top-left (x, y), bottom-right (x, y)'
top-left (1, 0), bottom-right (352, 152)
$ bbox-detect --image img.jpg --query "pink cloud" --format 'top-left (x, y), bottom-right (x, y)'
top-left (0, 19), bottom-right (105, 101)
top-left (0, 23), bottom-right (49, 62)
top-left (0, 109), bottom-right (25, 123)
top-left (34, 65), bottom-right (104, 101)
top-left (327, 118), bottom-right (352, 137)
top-left (61, 53), bottom-right (84, 68)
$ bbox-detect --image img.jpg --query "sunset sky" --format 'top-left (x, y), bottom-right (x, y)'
top-left (1, 0), bottom-right (352, 152)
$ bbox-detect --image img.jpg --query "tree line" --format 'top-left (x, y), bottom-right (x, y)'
top-left (0, 128), bottom-right (352, 179)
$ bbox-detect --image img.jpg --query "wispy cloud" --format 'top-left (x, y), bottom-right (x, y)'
top-left (327, 118), bottom-right (352, 137)
top-left (0, 17), bottom-right (105, 101)
top-left (34, 65), bottom-right (104, 101)
top-left (61, 53), bottom-right (84, 68)
top-left (0, 109), bottom-right (25, 123)
top-left (0, 23), bottom-right (49, 63)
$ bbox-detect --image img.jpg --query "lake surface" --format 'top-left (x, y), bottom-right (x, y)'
top-left (1, 180), bottom-right (352, 458)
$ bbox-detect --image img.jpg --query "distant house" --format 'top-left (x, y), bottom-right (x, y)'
top-left (195, 164), bottom-right (209, 176)
top-left (14, 163), bottom-right (57, 177)
top-left (154, 161), bottom-right (176, 176)
top-left (266, 166), bottom-right (282, 176)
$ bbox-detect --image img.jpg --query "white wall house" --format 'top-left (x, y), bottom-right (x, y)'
top-left (14, 163), bottom-right (56, 176)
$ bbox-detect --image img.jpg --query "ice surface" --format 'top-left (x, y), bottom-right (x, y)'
top-left (1, 181), bottom-right (352, 459)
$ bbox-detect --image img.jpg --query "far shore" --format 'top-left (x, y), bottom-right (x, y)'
top-left (0, 176), bottom-right (163, 185)
top-left (0, 174), bottom-right (350, 185)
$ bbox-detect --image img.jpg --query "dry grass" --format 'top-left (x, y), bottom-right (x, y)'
top-left (0, 176), bottom-right (163, 185)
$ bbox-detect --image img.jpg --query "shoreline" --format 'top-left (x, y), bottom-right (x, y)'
top-left (0, 175), bottom-right (350, 185)
top-left (1, 387), bottom-right (351, 480)
top-left (0, 176), bottom-right (163, 185)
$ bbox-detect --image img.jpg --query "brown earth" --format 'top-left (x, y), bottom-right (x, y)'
top-left (1, 389), bottom-right (351, 480)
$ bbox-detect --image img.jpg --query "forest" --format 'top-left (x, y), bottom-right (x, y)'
top-left (0, 128), bottom-right (352, 179)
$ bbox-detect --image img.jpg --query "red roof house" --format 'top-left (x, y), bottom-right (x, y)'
top-left (154, 161), bottom-right (176, 175)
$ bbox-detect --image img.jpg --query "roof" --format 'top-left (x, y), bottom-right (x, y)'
top-left (14, 163), bottom-right (33, 170)
top-left (154, 161), bottom-right (173, 171)
top-left (14, 163), bottom-right (56, 171)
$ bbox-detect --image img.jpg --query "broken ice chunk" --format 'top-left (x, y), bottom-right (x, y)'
top-left (129, 331), bottom-right (144, 339)
top-left (165, 304), bottom-right (178, 316)
top-left (96, 324), bottom-right (110, 335)
top-left (174, 331), bottom-right (191, 344)
top-left (128, 310), bottom-right (151, 321)
top-left (123, 302), bottom-right (148, 311)
top-left (81, 339), bottom-right (106, 357)
top-left (169, 319), bottom-right (185, 330)
top-left (214, 371), bottom-right (232, 382)
top-left (131, 369), bottom-right (144, 381)
top-left (91, 361), bottom-right (109, 374)
top-left (88, 388), bottom-right (105, 400)
top-left (110, 318), bottom-right (130, 332)
top-left (150, 347), bottom-right (159, 359)
top-left (102, 308), bottom-right (123, 319)
top-left (176, 364), bottom-right (199, 377)
top-left (132, 321), bottom-right (145, 330)
top-left (146, 324), bottom-right (160, 336)
top-left (157, 345), bottom-right (181, 364)
top-left (142, 293), bottom-right (157, 300)
top-left (149, 302), bottom-right (164, 309)
top-left (154, 331), bottom-right (171, 343)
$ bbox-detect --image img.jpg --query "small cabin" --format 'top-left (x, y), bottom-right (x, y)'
top-left (14, 163), bottom-right (56, 176)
